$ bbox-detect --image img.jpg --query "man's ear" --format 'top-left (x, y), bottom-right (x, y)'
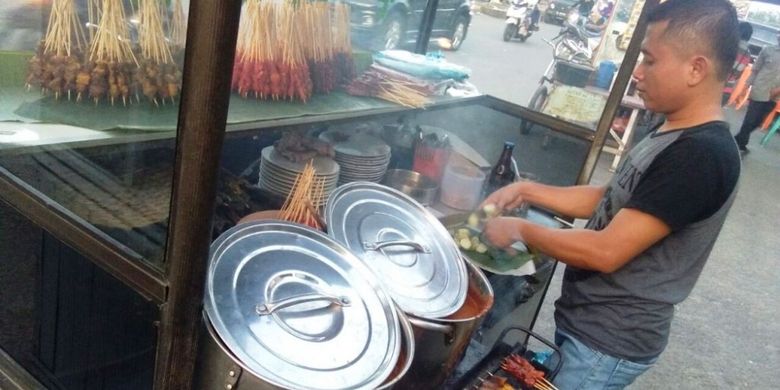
top-left (687, 55), bottom-right (710, 87)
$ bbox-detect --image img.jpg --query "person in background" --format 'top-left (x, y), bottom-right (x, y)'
top-left (574, 0), bottom-right (595, 19)
top-left (482, 0), bottom-right (741, 388)
top-left (722, 21), bottom-right (754, 106)
top-left (733, 31), bottom-right (780, 154)
top-left (525, 0), bottom-right (542, 31)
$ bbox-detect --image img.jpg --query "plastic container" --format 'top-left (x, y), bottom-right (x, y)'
top-left (439, 162), bottom-right (486, 210)
top-left (596, 61), bottom-right (617, 90)
top-left (412, 144), bottom-right (451, 182)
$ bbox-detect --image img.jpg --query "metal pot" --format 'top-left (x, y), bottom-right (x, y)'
top-left (382, 169), bottom-right (439, 206)
top-left (198, 221), bottom-right (412, 390)
top-left (195, 309), bottom-right (416, 390)
top-left (395, 259), bottom-right (494, 390)
top-left (326, 182), bottom-right (493, 388)
top-left (326, 182), bottom-right (469, 319)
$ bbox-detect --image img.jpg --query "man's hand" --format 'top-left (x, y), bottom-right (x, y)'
top-left (482, 216), bottom-right (526, 249)
top-left (481, 182), bottom-right (528, 212)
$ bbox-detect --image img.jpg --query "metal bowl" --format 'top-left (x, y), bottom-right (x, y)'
top-left (382, 169), bottom-right (439, 206)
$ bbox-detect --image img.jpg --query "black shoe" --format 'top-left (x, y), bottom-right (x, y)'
top-left (739, 146), bottom-right (749, 157)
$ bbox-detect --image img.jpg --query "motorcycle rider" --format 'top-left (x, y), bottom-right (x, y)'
top-left (524, 0), bottom-right (542, 31)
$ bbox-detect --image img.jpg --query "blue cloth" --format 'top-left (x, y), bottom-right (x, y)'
top-left (550, 329), bottom-right (657, 390)
top-left (373, 50), bottom-right (471, 80)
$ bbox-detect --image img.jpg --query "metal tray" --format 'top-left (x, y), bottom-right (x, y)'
top-left (452, 326), bottom-right (562, 390)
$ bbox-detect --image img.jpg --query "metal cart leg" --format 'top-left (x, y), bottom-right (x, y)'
top-left (609, 107), bottom-right (639, 172)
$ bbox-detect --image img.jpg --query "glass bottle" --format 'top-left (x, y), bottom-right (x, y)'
top-left (484, 141), bottom-right (516, 197)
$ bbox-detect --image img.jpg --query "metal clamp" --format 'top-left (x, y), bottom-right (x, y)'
top-left (363, 240), bottom-right (431, 254)
top-left (256, 293), bottom-right (351, 316)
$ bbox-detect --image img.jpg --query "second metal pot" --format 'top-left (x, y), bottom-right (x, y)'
top-left (394, 259), bottom-right (494, 390)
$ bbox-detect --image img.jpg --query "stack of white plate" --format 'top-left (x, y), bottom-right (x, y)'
top-left (258, 146), bottom-right (340, 206)
top-left (331, 134), bottom-right (391, 185)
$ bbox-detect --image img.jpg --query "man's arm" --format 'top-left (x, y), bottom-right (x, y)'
top-left (483, 208), bottom-right (670, 273)
top-left (483, 181), bottom-right (605, 219)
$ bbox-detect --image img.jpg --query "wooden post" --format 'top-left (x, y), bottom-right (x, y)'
top-left (153, 0), bottom-right (242, 389)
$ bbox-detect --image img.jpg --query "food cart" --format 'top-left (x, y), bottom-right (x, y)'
top-left (0, 0), bottom-right (655, 389)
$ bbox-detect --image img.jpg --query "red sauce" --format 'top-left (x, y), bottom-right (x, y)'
top-left (447, 283), bottom-right (493, 320)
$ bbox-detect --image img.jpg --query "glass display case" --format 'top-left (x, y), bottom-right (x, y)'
top-left (0, 0), bottom-right (652, 389)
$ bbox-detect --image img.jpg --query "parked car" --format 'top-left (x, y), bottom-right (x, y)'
top-left (544, 0), bottom-right (578, 25)
top-left (348, 0), bottom-right (472, 51)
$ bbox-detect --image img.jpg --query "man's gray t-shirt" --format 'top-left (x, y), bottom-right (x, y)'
top-left (748, 45), bottom-right (780, 102)
top-left (555, 121), bottom-right (741, 361)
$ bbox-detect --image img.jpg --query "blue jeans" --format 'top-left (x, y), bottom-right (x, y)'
top-left (550, 329), bottom-right (657, 390)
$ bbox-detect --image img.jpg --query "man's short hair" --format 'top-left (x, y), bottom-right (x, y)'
top-left (648, 0), bottom-right (739, 81)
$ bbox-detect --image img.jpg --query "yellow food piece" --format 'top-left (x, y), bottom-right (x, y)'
top-left (456, 228), bottom-right (471, 239)
top-left (476, 243), bottom-right (488, 254)
top-left (467, 213), bottom-right (480, 227)
top-left (459, 237), bottom-right (472, 250)
top-left (483, 203), bottom-right (498, 218)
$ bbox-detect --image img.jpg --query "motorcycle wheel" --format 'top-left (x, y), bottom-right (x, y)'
top-left (448, 15), bottom-right (469, 51)
top-left (377, 12), bottom-right (406, 50)
top-left (503, 24), bottom-right (515, 42)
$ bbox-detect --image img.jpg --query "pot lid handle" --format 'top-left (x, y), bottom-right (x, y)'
top-left (256, 292), bottom-right (352, 316)
top-left (362, 239), bottom-right (431, 254)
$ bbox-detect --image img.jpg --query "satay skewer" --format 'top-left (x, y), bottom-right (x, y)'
top-left (540, 378), bottom-right (558, 390)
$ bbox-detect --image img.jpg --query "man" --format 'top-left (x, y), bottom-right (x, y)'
top-left (482, 0), bottom-right (741, 388)
top-left (722, 22), bottom-right (753, 106)
top-left (733, 32), bottom-right (780, 154)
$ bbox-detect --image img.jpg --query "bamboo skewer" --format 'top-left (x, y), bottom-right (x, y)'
top-left (89, 0), bottom-right (136, 65)
top-left (170, 0), bottom-right (187, 49)
top-left (279, 161), bottom-right (324, 230)
top-left (138, 0), bottom-right (174, 65)
top-left (540, 378), bottom-right (558, 390)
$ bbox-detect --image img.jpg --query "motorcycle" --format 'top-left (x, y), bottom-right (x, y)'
top-left (503, 1), bottom-right (535, 42)
top-left (548, 9), bottom-right (602, 64)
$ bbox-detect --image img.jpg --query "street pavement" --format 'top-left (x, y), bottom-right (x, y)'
top-left (443, 13), bottom-right (563, 106)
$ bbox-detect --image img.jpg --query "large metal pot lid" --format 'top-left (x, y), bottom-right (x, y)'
top-left (204, 221), bottom-right (402, 390)
top-left (326, 182), bottom-right (468, 319)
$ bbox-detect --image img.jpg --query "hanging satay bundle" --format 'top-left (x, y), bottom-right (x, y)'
top-left (86, 0), bottom-right (138, 105)
top-left (301, 2), bottom-right (337, 94)
top-left (232, 1), bottom-right (312, 102)
top-left (332, 2), bottom-right (356, 86)
top-left (279, 3), bottom-right (313, 101)
top-left (135, 0), bottom-right (182, 106)
top-left (232, 0), bottom-right (270, 99)
top-left (25, 0), bottom-right (88, 101)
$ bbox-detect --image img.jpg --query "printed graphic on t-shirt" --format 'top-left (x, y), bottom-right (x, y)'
top-left (586, 154), bottom-right (645, 231)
